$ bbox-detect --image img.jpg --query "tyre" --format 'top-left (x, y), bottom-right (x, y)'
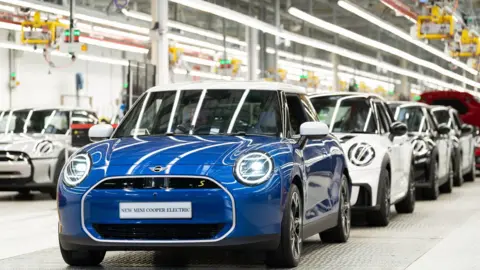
top-left (453, 152), bottom-right (464, 186)
top-left (366, 169), bottom-right (390, 227)
top-left (395, 165), bottom-right (415, 214)
top-left (266, 184), bottom-right (302, 268)
top-left (440, 158), bottom-right (454, 193)
top-left (423, 158), bottom-right (440, 200)
top-left (50, 151), bottom-right (66, 200)
top-left (60, 242), bottom-right (105, 266)
top-left (463, 154), bottom-right (476, 182)
top-left (320, 174), bottom-right (351, 243)
top-left (18, 190), bottom-right (30, 196)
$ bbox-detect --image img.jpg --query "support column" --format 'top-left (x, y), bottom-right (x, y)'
top-left (331, 53), bottom-right (339, 91)
top-left (247, 27), bottom-right (259, 80)
top-left (273, 0), bottom-right (280, 75)
top-left (400, 59), bottom-right (410, 100)
top-left (151, 0), bottom-right (169, 85)
top-left (462, 70), bottom-right (467, 89)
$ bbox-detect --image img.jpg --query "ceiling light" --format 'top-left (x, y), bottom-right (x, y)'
top-left (338, 0), bottom-right (477, 76)
top-left (288, 6), bottom-right (480, 89)
top-left (0, 4), bottom-right (15, 13)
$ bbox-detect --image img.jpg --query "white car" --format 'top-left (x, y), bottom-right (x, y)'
top-left (309, 93), bottom-right (415, 226)
top-left (0, 107), bottom-right (98, 198)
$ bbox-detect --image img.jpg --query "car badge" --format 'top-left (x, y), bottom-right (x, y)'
top-left (149, 166), bottom-right (165, 173)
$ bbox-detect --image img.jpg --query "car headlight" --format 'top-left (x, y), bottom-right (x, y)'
top-left (348, 142), bottom-right (375, 166)
top-left (234, 152), bottom-right (273, 185)
top-left (412, 139), bottom-right (428, 156)
top-left (63, 153), bottom-right (91, 187)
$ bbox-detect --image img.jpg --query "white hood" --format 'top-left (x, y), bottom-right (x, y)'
top-left (0, 133), bottom-right (68, 159)
top-left (335, 133), bottom-right (391, 169)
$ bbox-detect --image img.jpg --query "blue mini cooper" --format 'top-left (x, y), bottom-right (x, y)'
top-left (57, 81), bottom-right (352, 268)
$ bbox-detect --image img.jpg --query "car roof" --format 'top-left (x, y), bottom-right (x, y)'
top-left (146, 81), bottom-right (306, 94)
top-left (430, 105), bottom-right (455, 112)
top-left (8, 107), bottom-right (95, 112)
top-left (307, 91), bottom-right (386, 100)
top-left (387, 101), bottom-right (432, 109)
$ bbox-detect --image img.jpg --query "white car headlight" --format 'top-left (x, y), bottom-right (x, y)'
top-left (234, 152), bottom-right (273, 185)
top-left (63, 154), bottom-right (91, 187)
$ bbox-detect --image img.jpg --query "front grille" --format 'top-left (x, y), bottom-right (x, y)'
top-left (0, 151), bottom-right (29, 162)
top-left (93, 223), bottom-right (225, 240)
top-left (95, 177), bottom-right (220, 190)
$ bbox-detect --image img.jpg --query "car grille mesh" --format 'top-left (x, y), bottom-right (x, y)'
top-left (94, 177), bottom-right (220, 190)
top-left (0, 151), bottom-right (29, 162)
top-left (92, 223), bottom-right (225, 240)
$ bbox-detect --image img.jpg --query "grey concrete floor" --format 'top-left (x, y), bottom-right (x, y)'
top-left (1, 178), bottom-right (480, 269)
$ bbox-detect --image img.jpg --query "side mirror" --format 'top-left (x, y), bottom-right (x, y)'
top-left (437, 123), bottom-right (451, 135)
top-left (390, 122), bottom-right (407, 137)
top-left (461, 124), bottom-right (473, 134)
top-left (88, 124), bottom-right (114, 142)
top-left (300, 122), bottom-right (329, 137)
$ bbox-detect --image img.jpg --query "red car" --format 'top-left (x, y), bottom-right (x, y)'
top-left (420, 90), bottom-right (480, 170)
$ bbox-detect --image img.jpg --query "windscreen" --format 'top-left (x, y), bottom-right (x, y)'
top-left (310, 96), bottom-right (377, 133)
top-left (113, 89), bottom-right (281, 137)
top-left (1, 109), bottom-right (69, 134)
top-left (396, 106), bottom-right (425, 132)
top-left (432, 109), bottom-right (451, 126)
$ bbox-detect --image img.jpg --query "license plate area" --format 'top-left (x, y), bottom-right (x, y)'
top-left (119, 202), bottom-right (192, 219)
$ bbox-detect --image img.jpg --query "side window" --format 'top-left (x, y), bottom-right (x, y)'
top-left (374, 102), bottom-right (389, 133)
top-left (449, 111), bottom-right (460, 131)
top-left (426, 109), bottom-right (438, 130)
top-left (381, 102), bottom-right (394, 125)
top-left (45, 111), bottom-right (69, 134)
top-left (452, 111), bottom-right (463, 127)
top-left (286, 94), bottom-right (309, 136)
top-left (72, 111), bottom-right (98, 125)
top-left (299, 95), bottom-right (318, 122)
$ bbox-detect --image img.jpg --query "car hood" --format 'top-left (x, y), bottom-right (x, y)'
top-left (333, 133), bottom-right (391, 169)
top-left (85, 135), bottom-right (283, 168)
top-left (0, 133), bottom-right (66, 157)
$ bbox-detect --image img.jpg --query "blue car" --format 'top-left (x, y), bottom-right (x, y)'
top-left (57, 82), bottom-right (352, 268)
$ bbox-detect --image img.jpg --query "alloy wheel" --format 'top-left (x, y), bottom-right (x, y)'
top-left (290, 192), bottom-right (302, 260)
top-left (341, 182), bottom-right (351, 237)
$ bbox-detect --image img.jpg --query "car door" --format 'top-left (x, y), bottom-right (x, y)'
top-left (285, 93), bottom-right (333, 223)
top-left (425, 108), bottom-right (449, 176)
top-left (375, 100), bottom-right (408, 201)
top-left (451, 110), bottom-right (473, 171)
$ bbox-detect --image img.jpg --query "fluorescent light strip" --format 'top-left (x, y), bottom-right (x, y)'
top-left (338, 0), bottom-right (477, 76)
top-left (0, 4), bottom-right (15, 12)
top-left (168, 33), bottom-right (246, 56)
top-left (288, 7), bottom-right (480, 89)
top-left (181, 55), bottom-right (217, 66)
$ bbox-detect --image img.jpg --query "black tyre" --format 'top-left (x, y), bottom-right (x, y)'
top-left (366, 169), bottom-right (390, 227)
top-left (266, 184), bottom-right (302, 268)
top-left (17, 190), bottom-right (30, 196)
top-left (463, 154), bottom-right (476, 182)
top-left (50, 151), bottom-right (66, 200)
top-left (453, 152), bottom-right (464, 186)
top-left (423, 158), bottom-right (440, 200)
top-left (60, 242), bottom-right (105, 266)
top-left (395, 165), bottom-right (415, 214)
top-left (440, 158), bottom-right (454, 193)
top-left (320, 174), bottom-right (351, 243)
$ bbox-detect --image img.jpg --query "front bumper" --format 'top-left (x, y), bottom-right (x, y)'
top-left (0, 157), bottom-right (57, 191)
top-left (58, 166), bottom-right (284, 250)
top-left (348, 167), bottom-right (381, 210)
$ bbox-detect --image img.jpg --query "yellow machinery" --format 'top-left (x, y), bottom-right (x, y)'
top-left (417, 6), bottom-right (455, 40)
top-left (264, 68), bottom-right (287, 82)
top-left (450, 29), bottom-right (480, 57)
top-left (169, 46), bottom-right (183, 66)
top-left (20, 11), bottom-right (68, 47)
top-left (215, 58), bottom-right (242, 77)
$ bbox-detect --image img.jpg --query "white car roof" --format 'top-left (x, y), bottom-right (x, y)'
top-left (146, 81), bottom-right (306, 94)
top-left (307, 91), bottom-right (386, 100)
top-left (8, 106), bottom-right (95, 112)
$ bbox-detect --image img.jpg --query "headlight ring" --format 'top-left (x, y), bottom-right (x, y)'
top-left (63, 153), bottom-right (91, 187)
top-left (234, 151), bottom-right (274, 185)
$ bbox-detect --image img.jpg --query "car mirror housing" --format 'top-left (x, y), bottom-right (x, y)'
top-left (390, 122), bottom-right (407, 137)
top-left (300, 122), bottom-right (329, 137)
top-left (437, 123), bottom-right (451, 135)
top-left (461, 124), bottom-right (473, 135)
top-left (89, 124), bottom-right (114, 142)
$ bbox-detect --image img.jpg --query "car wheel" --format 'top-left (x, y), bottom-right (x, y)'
top-left (60, 241), bottom-right (105, 266)
top-left (440, 158), bottom-right (454, 193)
top-left (265, 184), bottom-right (302, 268)
top-left (463, 154), bottom-right (476, 182)
top-left (453, 154), bottom-right (464, 186)
top-left (423, 158), bottom-right (440, 200)
top-left (320, 174), bottom-right (351, 243)
top-left (366, 169), bottom-right (390, 227)
top-left (50, 152), bottom-right (66, 200)
top-left (18, 190), bottom-right (30, 196)
top-left (395, 165), bottom-right (415, 214)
